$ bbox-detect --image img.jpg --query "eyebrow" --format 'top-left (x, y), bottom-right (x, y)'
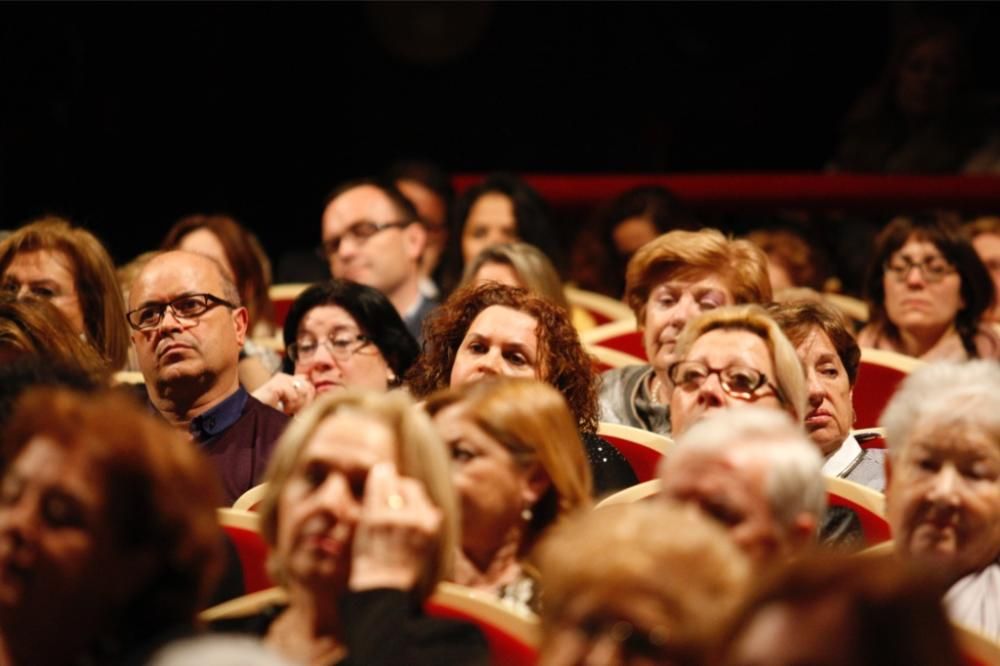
top-left (133, 291), bottom-right (202, 310)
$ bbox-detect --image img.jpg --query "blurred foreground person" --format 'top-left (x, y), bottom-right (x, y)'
top-left (883, 360), bottom-right (1000, 640)
top-left (0, 388), bottom-right (224, 666)
top-left (221, 391), bottom-right (488, 665)
top-left (536, 502), bottom-right (749, 666)
top-left (965, 215), bottom-right (1000, 323)
top-left (427, 378), bottom-right (592, 612)
top-left (719, 555), bottom-right (963, 666)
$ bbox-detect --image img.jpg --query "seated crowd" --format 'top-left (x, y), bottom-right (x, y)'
top-left (1, 168), bottom-right (999, 666)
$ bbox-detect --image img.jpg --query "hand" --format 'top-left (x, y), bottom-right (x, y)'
top-left (251, 372), bottom-right (316, 415)
top-left (349, 462), bottom-right (443, 592)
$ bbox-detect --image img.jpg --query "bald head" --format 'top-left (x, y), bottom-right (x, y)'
top-left (130, 251), bottom-right (240, 311)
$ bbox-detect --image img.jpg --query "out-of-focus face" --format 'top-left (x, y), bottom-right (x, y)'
top-left (293, 305), bottom-right (393, 394)
top-left (462, 193), bottom-right (518, 265)
top-left (432, 403), bottom-right (537, 564)
top-left (129, 252), bottom-right (247, 388)
top-left (449, 305), bottom-right (541, 387)
top-left (798, 327), bottom-right (853, 457)
top-left (882, 236), bottom-right (963, 341)
top-left (887, 421), bottom-right (1000, 584)
top-left (472, 261), bottom-right (522, 289)
top-left (895, 35), bottom-right (958, 120)
top-left (612, 216), bottom-right (658, 261)
top-left (972, 232), bottom-right (1000, 323)
top-left (274, 410), bottom-right (396, 588)
top-left (642, 272), bottom-right (733, 375)
top-left (396, 179), bottom-right (448, 276)
top-left (322, 185), bottom-right (423, 299)
top-left (661, 447), bottom-right (787, 567)
top-left (0, 438), bottom-right (144, 629)
top-left (669, 329), bottom-right (782, 436)
top-left (765, 256), bottom-right (794, 293)
top-left (726, 598), bottom-right (857, 666)
top-left (1, 250), bottom-right (85, 336)
top-left (176, 228), bottom-right (234, 280)
top-left (540, 587), bottom-right (687, 666)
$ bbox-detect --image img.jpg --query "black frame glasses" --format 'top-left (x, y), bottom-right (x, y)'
top-left (668, 360), bottom-right (785, 403)
top-left (319, 219), bottom-right (412, 258)
top-left (287, 333), bottom-right (372, 363)
top-left (126, 293), bottom-right (237, 330)
top-left (883, 257), bottom-right (956, 283)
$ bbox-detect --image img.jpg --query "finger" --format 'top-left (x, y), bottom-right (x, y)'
top-left (363, 461), bottom-right (397, 514)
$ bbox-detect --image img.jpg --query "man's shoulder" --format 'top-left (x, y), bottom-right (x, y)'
top-left (241, 394), bottom-right (291, 430)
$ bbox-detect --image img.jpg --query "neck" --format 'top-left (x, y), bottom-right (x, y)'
top-left (388, 276), bottom-right (421, 318)
top-left (896, 322), bottom-right (957, 359)
top-left (267, 584), bottom-right (345, 665)
top-left (454, 526), bottom-right (525, 593)
top-left (149, 372), bottom-right (240, 428)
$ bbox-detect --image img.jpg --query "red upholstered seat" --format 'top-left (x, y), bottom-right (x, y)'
top-left (217, 508), bottom-right (273, 594)
top-left (596, 422), bottom-right (673, 483)
top-left (580, 319), bottom-right (647, 361)
top-left (824, 477), bottom-right (890, 546)
top-left (853, 349), bottom-right (923, 430)
top-left (269, 283), bottom-right (310, 329)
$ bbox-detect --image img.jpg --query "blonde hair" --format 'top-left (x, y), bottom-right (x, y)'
top-left (461, 242), bottom-right (570, 312)
top-left (425, 378), bottom-right (593, 549)
top-left (258, 389), bottom-right (457, 601)
top-left (672, 304), bottom-right (808, 422)
top-left (625, 228), bottom-right (772, 324)
top-left (0, 217), bottom-right (129, 370)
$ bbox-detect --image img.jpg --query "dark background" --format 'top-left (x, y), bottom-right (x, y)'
top-left (2, 2), bottom-right (998, 266)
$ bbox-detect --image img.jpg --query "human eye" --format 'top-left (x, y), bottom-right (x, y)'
top-left (295, 338), bottom-right (319, 356)
top-left (655, 290), bottom-right (678, 307)
top-left (42, 492), bottom-right (85, 529)
top-left (818, 363), bottom-right (840, 378)
top-left (29, 285), bottom-right (56, 298)
top-left (450, 443), bottom-right (477, 464)
top-left (172, 295), bottom-right (206, 316)
top-left (0, 475), bottom-right (22, 506)
top-left (330, 336), bottom-right (354, 351)
top-left (136, 305), bottom-right (163, 327)
top-left (965, 460), bottom-right (999, 482)
top-left (303, 461), bottom-right (328, 488)
top-left (925, 260), bottom-right (951, 277)
top-left (349, 221), bottom-right (379, 240)
top-left (504, 350), bottom-right (530, 367)
top-left (676, 363), bottom-right (707, 385)
top-left (466, 339), bottom-right (488, 354)
top-left (701, 499), bottom-right (743, 527)
top-left (917, 457), bottom-right (941, 474)
top-left (0, 280), bottom-right (17, 294)
top-left (725, 367), bottom-right (761, 392)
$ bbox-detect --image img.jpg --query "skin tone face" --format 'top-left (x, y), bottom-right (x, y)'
top-left (129, 252), bottom-right (248, 402)
top-left (727, 597), bottom-right (857, 666)
top-left (765, 257), bottom-right (794, 293)
top-left (274, 411), bottom-right (396, 590)
top-left (972, 233), bottom-right (1000, 322)
top-left (432, 403), bottom-right (540, 569)
top-left (462, 193), bottom-right (518, 265)
top-left (642, 272), bottom-right (733, 387)
top-left (798, 327), bottom-right (854, 457)
top-left (293, 305), bottom-right (393, 394)
top-left (887, 421), bottom-right (1000, 585)
top-left (396, 179), bottom-right (448, 277)
top-left (449, 306), bottom-right (541, 387)
top-left (661, 447), bottom-right (789, 567)
top-left (177, 228), bottom-right (235, 279)
top-left (321, 186), bottom-right (425, 309)
top-left (472, 261), bottom-right (523, 289)
top-left (668, 329), bottom-right (782, 436)
top-left (882, 237), bottom-right (963, 352)
top-left (1, 250), bottom-right (85, 335)
top-left (541, 588), bottom-right (682, 666)
top-left (895, 36), bottom-right (958, 121)
top-left (611, 217), bottom-right (658, 260)
top-left (0, 438), bottom-right (148, 643)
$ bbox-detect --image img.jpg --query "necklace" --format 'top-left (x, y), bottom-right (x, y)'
top-left (649, 374), bottom-right (665, 406)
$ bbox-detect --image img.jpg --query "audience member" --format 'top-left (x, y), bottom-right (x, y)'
top-left (599, 229), bottom-right (771, 435)
top-left (769, 299), bottom-right (886, 490)
top-left (127, 250), bottom-right (289, 504)
top-left (407, 282), bottom-right (637, 495)
top-left (0, 216), bottom-right (129, 370)
top-left (746, 227), bottom-right (832, 294)
top-left (386, 160), bottom-right (454, 298)
top-left (718, 555), bottom-right (963, 666)
top-left (320, 178), bottom-right (434, 343)
top-left (660, 407), bottom-right (826, 569)
top-left (536, 501), bottom-right (749, 666)
top-left (252, 280), bottom-right (419, 416)
top-left (0, 388), bottom-right (224, 666)
top-left (882, 360), bottom-right (1000, 640)
top-left (217, 390), bottom-right (488, 665)
top-left (859, 213), bottom-right (999, 360)
top-left (667, 304), bottom-right (807, 436)
top-left (571, 184), bottom-right (695, 298)
top-left (964, 215), bottom-right (1000, 323)
top-left (439, 172), bottom-right (562, 295)
top-left (426, 378), bottom-right (592, 612)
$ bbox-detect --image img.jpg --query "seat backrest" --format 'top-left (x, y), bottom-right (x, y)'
top-left (217, 508), bottom-right (274, 594)
top-left (853, 348), bottom-right (924, 429)
top-left (579, 318), bottom-right (647, 360)
top-left (269, 283), bottom-right (310, 329)
top-left (425, 581), bottom-right (540, 666)
top-left (824, 476), bottom-right (891, 546)
top-left (596, 422), bottom-right (673, 483)
top-left (586, 345), bottom-right (646, 373)
top-left (954, 622), bottom-right (1000, 666)
top-left (564, 286), bottom-right (633, 325)
top-left (233, 483), bottom-right (269, 512)
top-left (595, 479), bottom-right (662, 508)
top-left (852, 427), bottom-right (887, 450)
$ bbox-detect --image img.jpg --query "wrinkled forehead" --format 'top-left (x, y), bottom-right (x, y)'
top-left (130, 252), bottom-right (224, 306)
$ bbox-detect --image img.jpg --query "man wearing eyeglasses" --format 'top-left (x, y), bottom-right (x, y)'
top-left (321, 178), bottom-right (434, 343)
top-left (128, 250), bottom-right (289, 504)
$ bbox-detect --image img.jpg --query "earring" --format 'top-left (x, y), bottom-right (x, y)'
top-left (521, 507), bottom-right (533, 522)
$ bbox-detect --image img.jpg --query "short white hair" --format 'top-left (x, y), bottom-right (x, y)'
top-left (881, 360), bottom-right (1000, 458)
top-left (150, 636), bottom-right (293, 665)
top-left (666, 406), bottom-right (827, 529)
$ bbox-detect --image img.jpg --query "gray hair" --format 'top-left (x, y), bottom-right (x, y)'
top-left (670, 406), bottom-right (827, 529)
top-left (881, 360), bottom-right (1000, 457)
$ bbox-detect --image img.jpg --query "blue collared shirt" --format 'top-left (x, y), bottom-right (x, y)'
top-left (189, 386), bottom-right (249, 442)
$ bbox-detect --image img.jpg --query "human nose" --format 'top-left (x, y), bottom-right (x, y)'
top-left (806, 367), bottom-right (825, 407)
top-left (314, 474), bottom-right (359, 518)
top-left (474, 348), bottom-right (504, 376)
top-left (927, 464), bottom-right (961, 507)
top-left (580, 633), bottom-right (626, 666)
top-left (0, 495), bottom-right (38, 547)
top-left (697, 370), bottom-right (726, 406)
top-left (668, 293), bottom-right (701, 328)
top-left (904, 263), bottom-right (927, 287)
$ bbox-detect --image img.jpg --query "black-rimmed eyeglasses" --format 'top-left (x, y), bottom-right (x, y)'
top-left (126, 293), bottom-right (237, 330)
top-left (668, 360), bottom-right (785, 403)
top-left (318, 219), bottom-right (412, 258)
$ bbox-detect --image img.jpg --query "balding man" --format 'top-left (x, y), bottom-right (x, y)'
top-left (659, 407), bottom-right (826, 569)
top-left (320, 178), bottom-right (434, 343)
top-left (128, 250), bottom-right (289, 504)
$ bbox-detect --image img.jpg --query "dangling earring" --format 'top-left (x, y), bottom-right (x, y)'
top-left (387, 370), bottom-right (398, 386)
top-left (521, 507), bottom-right (533, 522)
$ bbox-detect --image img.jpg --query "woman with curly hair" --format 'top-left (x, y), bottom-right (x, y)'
top-left (407, 282), bottom-right (636, 495)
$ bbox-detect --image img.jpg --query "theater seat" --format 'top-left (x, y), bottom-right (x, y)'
top-left (596, 422), bottom-right (673, 483)
top-left (824, 476), bottom-right (890, 546)
top-left (595, 479), bottom-right (662, 508)
top-left (269, 283), bottom-right (310, 328)
top-left (564, 286), bottom-right (633, 325)
top-left (586, 344), bottom-right (646, 373)
top-left (217, 508), bottom-right (273, 594)
top-left (425, 581), bottom-right (540, 666)
top-left (853, 348), bottom-right (924, 429)
top-left (579, 318), bottom-right (647, 360)
top-left (233, 483), bottom-right (269, 512)
top-left (954, 622), bottom-right (1000, 666)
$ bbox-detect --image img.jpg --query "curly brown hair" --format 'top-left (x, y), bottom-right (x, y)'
top-left (407, 282), bottom-right (599, 433)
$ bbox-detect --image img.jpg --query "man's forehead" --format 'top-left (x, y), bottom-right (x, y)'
top-left (131, 252), bottom-right (223, 304)
top-left (325, 186), bottom-right (398, 227)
